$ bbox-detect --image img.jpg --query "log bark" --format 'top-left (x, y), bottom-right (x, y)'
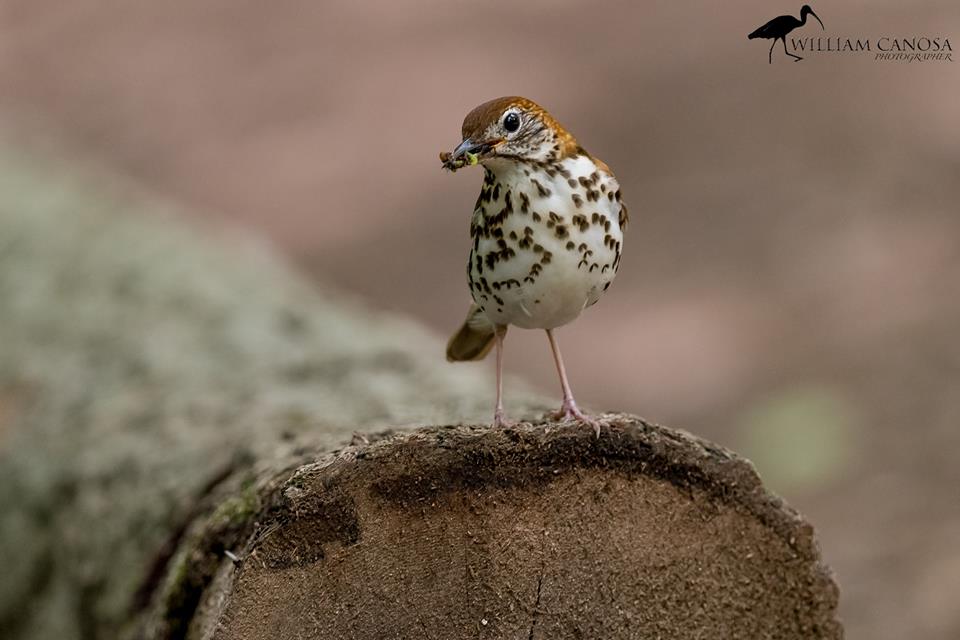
top-left (0, 154), bottom-right (842, 639)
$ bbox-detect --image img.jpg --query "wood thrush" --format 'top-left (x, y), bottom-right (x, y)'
top-left (442, 97), bottom-right (628, 435)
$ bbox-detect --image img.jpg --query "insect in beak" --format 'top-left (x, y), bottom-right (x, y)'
top-left (441, 138), bottom-right (498, 171)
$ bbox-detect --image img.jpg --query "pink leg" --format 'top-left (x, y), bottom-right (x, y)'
top-left (546, 329), bottom-right (600, 436)
top-left (492, 325), bottom-right (512, 428)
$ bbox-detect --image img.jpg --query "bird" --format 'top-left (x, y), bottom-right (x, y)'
top-left (440, 96), bottom-right (627, 436)
top-left (748, 4), bottom-right (825, 63)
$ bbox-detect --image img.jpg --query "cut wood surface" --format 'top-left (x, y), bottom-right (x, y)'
top-left (0, 152), bottom-right (842, 639)
top-left (189, 419), bottom-right (841, 639)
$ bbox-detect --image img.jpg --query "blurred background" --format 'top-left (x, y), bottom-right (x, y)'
top-left (1, 1), bottom-right (957, 637)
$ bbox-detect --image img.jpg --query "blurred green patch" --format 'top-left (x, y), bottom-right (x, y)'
top-left (736, 385), bottom-right (858, 494)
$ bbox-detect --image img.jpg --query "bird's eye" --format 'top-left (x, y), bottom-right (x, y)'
top-left (503, 112), bottom-right (521, 133)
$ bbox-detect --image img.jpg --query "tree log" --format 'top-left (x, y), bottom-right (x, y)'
top-left (0, 153), bottom-right (842, 639)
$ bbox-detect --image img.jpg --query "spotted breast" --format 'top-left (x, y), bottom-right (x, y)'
top-left (468, 154), bottom-right (625, 330)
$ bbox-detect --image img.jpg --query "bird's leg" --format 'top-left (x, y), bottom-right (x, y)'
top-left (545, 329), bottom-right (600, 437)
top-left (783, 37), bottom-right (803, 61)
top-left (768, 40), bottom-right (776, 64)
top-left (492, 324), bottom-right (512, 428)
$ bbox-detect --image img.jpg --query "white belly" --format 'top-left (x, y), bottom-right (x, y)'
top-left (467, 156), bottom-right (625, 330)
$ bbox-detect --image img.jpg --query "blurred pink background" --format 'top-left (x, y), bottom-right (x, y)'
top-left (2, 1), bottom-right (958, 637)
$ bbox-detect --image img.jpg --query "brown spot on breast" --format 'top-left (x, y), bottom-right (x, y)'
top-left (519, 192), bottom-right (530, 214)
top-left (490, 206), bottom-right (511, 226)
top-left (532, 212), bottom-right (542, 222)
top-left (531, 179), bottom-right (550, 197)
top-left (571, 194), bottom-right (583, 208)
top-left (555, 225), bottom-right (569, 239)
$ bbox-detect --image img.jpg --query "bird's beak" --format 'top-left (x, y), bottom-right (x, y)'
top-left (441, 137), bottom-right (504, 171)
top-left (811, 10), bottom-right (824, 30)
top-left (450, 137), bottom-right (496, 162)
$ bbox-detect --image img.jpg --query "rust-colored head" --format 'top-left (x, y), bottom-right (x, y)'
top-left (443, 96), bottom-right (580, 170)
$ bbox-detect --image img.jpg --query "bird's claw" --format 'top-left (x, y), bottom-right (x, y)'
top-left (547, 401), bottom-right (601, 437)
top-left (492, 409), bottom-right (514, 429)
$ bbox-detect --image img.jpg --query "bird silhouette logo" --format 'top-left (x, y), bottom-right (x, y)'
top-left (749, 4), bottom-right (825, 63)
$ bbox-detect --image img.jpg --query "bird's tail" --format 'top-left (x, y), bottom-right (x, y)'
top-left (446, 303), bottom-right (496, 362)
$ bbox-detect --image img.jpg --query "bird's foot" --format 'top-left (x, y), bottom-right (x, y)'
top-left (547, 400), bottom-right (601, 437)
top-left (492, 408), bottom-right (514, 429)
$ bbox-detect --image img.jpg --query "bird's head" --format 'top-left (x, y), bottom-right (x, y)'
top-left (442, 96), bottom-right (579, 171)
top-left (800, 5), bottom-right (825, 30)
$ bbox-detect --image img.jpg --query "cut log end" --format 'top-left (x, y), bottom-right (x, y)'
top-left (179, 415), bottom-right (842, 640)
